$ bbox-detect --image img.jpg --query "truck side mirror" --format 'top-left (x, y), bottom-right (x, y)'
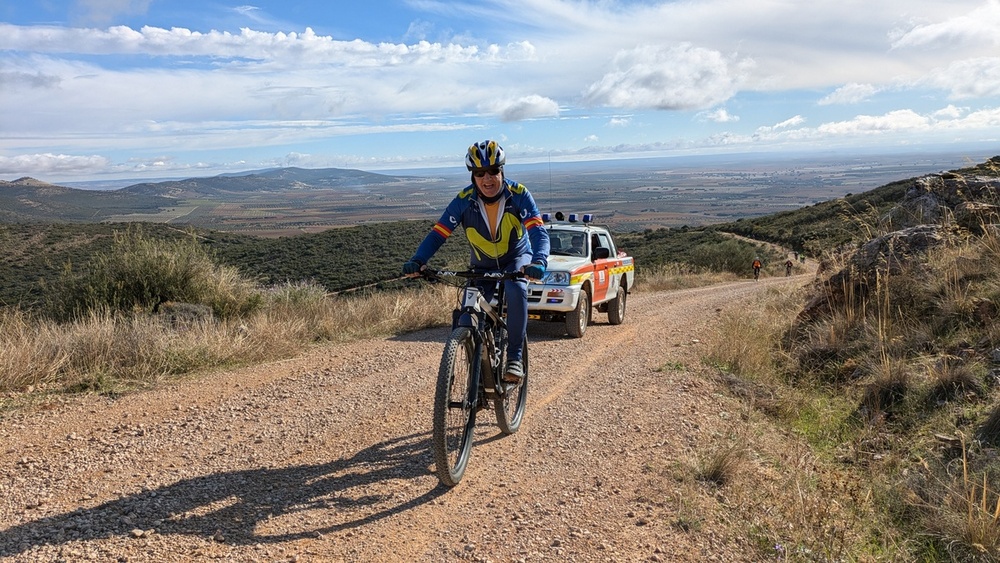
top-left (594, 247), bottom-right (610, 260)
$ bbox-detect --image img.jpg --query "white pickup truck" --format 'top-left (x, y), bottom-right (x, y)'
top-left (528, 213), bottom-right (636, 337)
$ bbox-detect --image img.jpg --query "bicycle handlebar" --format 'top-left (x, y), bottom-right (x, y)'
top-left (417, 268), bottom-right (526, 284)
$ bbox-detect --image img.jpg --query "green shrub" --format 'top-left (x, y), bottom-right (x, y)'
top-left (43, 225), bottom-right (261, 321)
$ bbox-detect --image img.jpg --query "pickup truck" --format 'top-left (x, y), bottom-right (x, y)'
top-left (528, 213), bottom-right (636, 337)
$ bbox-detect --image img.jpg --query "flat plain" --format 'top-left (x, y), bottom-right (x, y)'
top-left (29, 149), bottom-right (997, 236)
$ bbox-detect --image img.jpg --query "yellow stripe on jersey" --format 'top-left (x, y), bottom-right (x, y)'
top-left (433, 223), bottom-right (452, 237)
top-left (524, 215), bottom-right (544, 229)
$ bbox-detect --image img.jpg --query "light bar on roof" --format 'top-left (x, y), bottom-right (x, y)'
top-left (541, 212), bottom-right (594, 223)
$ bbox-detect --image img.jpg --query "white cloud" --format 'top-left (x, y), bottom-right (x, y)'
top-left (890, 1), bottom-right (1000, 49)
top-left (921, 57), bottom-right (1000, 99)
top-left (755, 115), bottom-right (806, 135)
top-left (583, 44), bottom-right (751, 110)
top-left (699, 108), bottom-right (739, 123)
top-left (748, 106), bottom-right (1000, 145)
top-left (816, 110), bottom-right (931, 135)
top-left (776, 116), bottom-right (806, 129)
top-left (0, 153), bottom-right (112, 177)
top-left (941, 105), bottom-right (1000, 129)
top-left (0, 23), bottom-right (534, 66)
top-left (607, 117), bottom-right (631, 128)
top-left (933, 105), bottom-right (966, 119)
top-left (403, 20), bottom-right (434, 42)
top-left (584, 135), bottom-right (599, 142)
top-left (818, 83), bottom-right (880, 105)
top-left (482, 95), bottom-right (560, 122)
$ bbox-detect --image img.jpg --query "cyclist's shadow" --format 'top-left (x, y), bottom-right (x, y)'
top-left (0, 431), bottom-right (448, 557)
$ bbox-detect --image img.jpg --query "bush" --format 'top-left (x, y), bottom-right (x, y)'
top-left (43, 225), bottom-right (261, 321)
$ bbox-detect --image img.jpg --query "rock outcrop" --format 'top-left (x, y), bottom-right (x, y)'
top-left (802, 158), bottom-right (1000, 321)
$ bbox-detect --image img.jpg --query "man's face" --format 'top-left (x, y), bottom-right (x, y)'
top-left (473, 166), bottom-right (503, 197)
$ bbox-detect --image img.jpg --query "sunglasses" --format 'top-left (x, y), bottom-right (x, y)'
top-left (472, 166), bottom-right (502, 178)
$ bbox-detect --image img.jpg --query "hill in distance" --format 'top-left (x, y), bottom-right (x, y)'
top-left (1, 149), bottom-right (994, 236)
top-left (119, 166), bottom-right (419, 197)
top-left (0, 167), bottom-right (444, 235)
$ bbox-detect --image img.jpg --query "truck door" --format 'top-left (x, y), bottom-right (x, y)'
top-left (592, 232), bottom-right (616, 302)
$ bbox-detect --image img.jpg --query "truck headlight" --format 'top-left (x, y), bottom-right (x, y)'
top-left (540, 271), bottom-right (570, 285)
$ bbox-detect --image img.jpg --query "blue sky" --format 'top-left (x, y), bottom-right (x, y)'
top-left (2, 0), bottom-right (999, 182)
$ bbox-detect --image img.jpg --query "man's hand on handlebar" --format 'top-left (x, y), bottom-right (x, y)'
top-left (402, 260), bottom-right (425, 277)
top-left (523, 262), bottom-right (545, 280)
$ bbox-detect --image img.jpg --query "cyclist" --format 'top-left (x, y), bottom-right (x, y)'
top-left (403, 140), bottom-right (550, 383)
top-left (752, 258), bottom-right (762, 280)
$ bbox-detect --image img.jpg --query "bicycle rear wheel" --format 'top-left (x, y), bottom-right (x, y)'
top-left (432, 326), bottom-right (478, 486)
top-left (495, 339), bottom-right (528, 435)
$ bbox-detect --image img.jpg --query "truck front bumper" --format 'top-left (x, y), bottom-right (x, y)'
top-left (527, 283), bottom-right (582, 314)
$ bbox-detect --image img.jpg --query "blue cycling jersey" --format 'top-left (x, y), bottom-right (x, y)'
top-left (411, 178), bottom-right (550, 270)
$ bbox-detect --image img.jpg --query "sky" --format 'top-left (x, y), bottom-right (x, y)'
top-left (1, 0), bottom-right (1000, 182)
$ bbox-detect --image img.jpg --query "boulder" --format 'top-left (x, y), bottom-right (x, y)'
top-left (799, 225), bottom-right (952, 321)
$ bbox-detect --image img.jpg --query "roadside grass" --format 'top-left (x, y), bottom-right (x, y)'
top-left (0, 284), bottom-right (454, 396)
top-left (2, 245), bottom-right (708, 399)
top-left (702, 284), bottom-right (907, 560)
top-left (638, 263), bottom-right (740, 291)
top-left (0, 228), bottom-right (457, 400)
top-left (700, 225), bottom-right (1000, 560)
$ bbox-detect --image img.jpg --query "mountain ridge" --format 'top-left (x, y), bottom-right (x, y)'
top-left (0, 166), bottom-right (423, 224)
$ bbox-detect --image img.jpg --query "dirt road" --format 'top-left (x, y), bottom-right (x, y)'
top-left (0, 274), bottom-right (810, 562)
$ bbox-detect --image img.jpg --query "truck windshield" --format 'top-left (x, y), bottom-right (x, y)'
top-left (548, 229), bottom-right (587, 257)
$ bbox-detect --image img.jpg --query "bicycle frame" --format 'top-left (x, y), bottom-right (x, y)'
top-left (453, 276), bottom-right (508, 400)
top-left (424, 269), bottom-right (528, 486)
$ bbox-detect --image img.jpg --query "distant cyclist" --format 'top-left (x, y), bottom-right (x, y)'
top-left (785, 259), bottom-right (793, 276)
top-left (752, 258), bottom-right (762, 281)
top-left (402, 140), bottom-right (550, 383)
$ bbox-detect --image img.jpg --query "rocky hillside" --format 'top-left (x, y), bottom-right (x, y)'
top-left (769, 155), bottom-right (1000, 560)
top-left (803, 156), bottom-right (1000, 319)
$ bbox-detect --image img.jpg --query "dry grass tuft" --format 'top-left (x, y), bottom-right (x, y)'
top-left (0, 309), bottom-right (69, 390)
top-left (912, 436), bottom-right (1000, 562)
top-left (856, 355), bottom-right (912, 422)
top-left (695, 442), bottom-right (746, 487)
top-left (977, 404), bottom-right (1000, 448)
top-left (637, 263), bottom-right (738, 292)
top-left (926, 356), bottom-right (984, 404)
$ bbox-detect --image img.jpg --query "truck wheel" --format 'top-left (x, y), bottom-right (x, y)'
top-left (608, 286), bottom-right (627, 325)
top-left (566, 289), bottom-right (590, 338)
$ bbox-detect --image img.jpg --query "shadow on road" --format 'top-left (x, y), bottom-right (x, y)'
top-left (0, 431), bottom-right (449, 556)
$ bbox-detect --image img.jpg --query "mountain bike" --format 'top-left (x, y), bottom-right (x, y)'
top-left (419, 269), bottom-right (529, 487)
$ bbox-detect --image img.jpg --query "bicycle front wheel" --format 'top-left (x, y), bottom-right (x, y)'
top-left (495, 339), bottom-right (527, 435)
top-left (432, 326), bottom-right (478, 486)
